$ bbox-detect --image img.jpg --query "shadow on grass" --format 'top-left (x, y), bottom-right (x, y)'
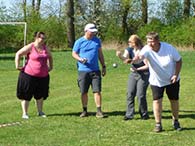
top-left (47, 110), bottom-right (155, 119)
top-left (47, 110), bottom-right (195, 119)
top-left (166, 127), bottom-right (195, 132)
top-left (47, 111), bottom-right (126, 118)
top-left (0, 56), bottom-right (15, 60)
top-left (162, 110), bottom-right (195, 119)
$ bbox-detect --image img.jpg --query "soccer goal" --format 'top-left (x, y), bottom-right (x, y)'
top-left (0, 22), bottom-right (27, 65)
top-left (0, 22), bottom-right (27, 46)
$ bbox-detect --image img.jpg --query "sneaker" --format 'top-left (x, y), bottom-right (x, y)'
top-left (153, 123), bottom-right (163, 132)
top-left (141, 115), bottom-right (149, 120)
top-left (22, 114), bottom-right (29, 119)
top-left (96, 111), bottom-right (105, 118)
top-left (80, 111), bottom-right (88, 118)
top-left (124, 116), bottom-right (133, 121)
top-left (38, 112), bottom-right (47, 118)
top-left (173, 120), bottom-right (182, 131)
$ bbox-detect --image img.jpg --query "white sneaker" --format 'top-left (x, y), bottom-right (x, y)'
top-left (38, 112), bottom-right (47, 118)
top-left (22, 114), bottom-right (29, 119)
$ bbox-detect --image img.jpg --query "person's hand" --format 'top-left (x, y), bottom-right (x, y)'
top-left (79, 58), bottom-right (88, 64)
top-left (130, 66), bottom-right (137, 72)
top-left (171, 75), bottom-right (177, 83)
top-left (133, 55), bottom-right (139, 61)
top-left (48, 66), bottom-right (53, 72)
top-left (116, 51), bottom-right (121, 57)
top-left (131, 55), bottom-right (140, 64)
top-left (124, 58), bottom-right (132, 64)
top-left (102, 66), bottom-right (106, 77)
top-left (16, 66), bottom-right (24, 71)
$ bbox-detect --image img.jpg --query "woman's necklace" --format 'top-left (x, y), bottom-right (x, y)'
top-left (34, 44), bottom-right (43, 53)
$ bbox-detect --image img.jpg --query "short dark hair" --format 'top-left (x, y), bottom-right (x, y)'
top-left (146, 32), bottom-right (159, 40)
top-left (34, 31), bottom-right (45, 38)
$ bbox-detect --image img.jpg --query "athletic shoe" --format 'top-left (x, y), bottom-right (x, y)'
top-left (173, 120), bottom-right (182, 131)
top-left (38, 112), bottom-right (47, 118)
top-left (96, 111), bottom-right (105, 118)
top-left (141, 114), bottom-right (149, 120)
top-left (153, 123), bottom-right (163, 132)
top-left (123, 116), bottom-right (133, 121)
top-left (80, 111), bottom-right (88, 118)
top-left (22, 114), bottom-right (29, 119)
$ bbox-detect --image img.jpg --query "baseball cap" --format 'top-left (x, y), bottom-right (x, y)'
top-left (84, 23), bottom-right (98, 32)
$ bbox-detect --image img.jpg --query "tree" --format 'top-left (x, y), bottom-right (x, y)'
top-left (66, 0), bottom-right (75, 48)
top-left (93, 0), bottom-right (101, 37)
top-left (183, 0), bottom-right (191, 18)
top-left (36, 0), bottom-right (41, 13)
top-left (161, 0), bottom-right (183, 24)
top-left (142, 0), bottom-right (147, 24)
top-left (22, 0), bottom-right (27, 22)
top-left (31, 0), bottom-right (41, 17)
top-left (32, 0), bottom-right (35, 11)
top-left (121, 2), bottom-right (130, 36)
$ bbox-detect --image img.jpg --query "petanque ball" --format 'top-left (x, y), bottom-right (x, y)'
top-left (112, 63), bottom-right (118, 68)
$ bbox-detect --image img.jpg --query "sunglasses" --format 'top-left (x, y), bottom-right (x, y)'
top-left (39, 36), bottom-right (46, 40)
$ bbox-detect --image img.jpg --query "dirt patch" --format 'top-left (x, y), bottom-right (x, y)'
top-left (102, 41), bottom-right (128, 51)
top-left (102, 41), bottom-right (195, 51)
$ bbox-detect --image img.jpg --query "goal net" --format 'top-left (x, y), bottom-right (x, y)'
top-left (0, 22), bottom-right (27, 65)
top-left (0, 22), bottom-right (27, 49)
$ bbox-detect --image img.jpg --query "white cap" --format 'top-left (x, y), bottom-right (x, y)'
top-left (84, 23), bottom-right (98, 32)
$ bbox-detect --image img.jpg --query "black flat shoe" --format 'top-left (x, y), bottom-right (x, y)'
top-left (142, 115), bottom-right (149, 120)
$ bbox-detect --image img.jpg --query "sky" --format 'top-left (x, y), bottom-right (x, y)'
top-left (0, 0), bottom-right (48, 8)
top-left (1, 0), bottom-right (163, 8)
top-left (0, 0), bottom-right (166, 19)
top-left (1, 0), bottom-right (19, 8)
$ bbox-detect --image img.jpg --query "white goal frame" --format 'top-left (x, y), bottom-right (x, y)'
top-left (0, 22), bottom-right (27, 65)
top-left (0, 22), bottom-right (27, 46)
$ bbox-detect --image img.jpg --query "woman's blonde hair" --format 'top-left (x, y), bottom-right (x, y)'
top-left (129, 34), bottom-right (143, 48)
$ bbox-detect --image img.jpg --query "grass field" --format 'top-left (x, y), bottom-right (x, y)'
top-left (0, 50), bottom-right (195, 146)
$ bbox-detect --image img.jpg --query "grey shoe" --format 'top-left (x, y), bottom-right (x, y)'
top-left (124, 116), bottom-right (133, 121)
top-left (96, 111), bottom-right (105, 118)
top-left (154, 123), bottom-right (163, 132)
top-left (80, 111), bottom-right (88, 118)
top-left (173, 120), bottom-right (182, 131)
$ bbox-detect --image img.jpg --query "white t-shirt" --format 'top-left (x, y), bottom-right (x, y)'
top-left (140, 42), bottom-right (181, 87)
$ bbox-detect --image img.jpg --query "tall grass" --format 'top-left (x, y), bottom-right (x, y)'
top-left (0, 50), bottom-right (195, 146)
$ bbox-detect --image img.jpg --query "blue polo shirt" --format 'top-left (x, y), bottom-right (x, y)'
top-left (73, 36), bottom-right (101, 72)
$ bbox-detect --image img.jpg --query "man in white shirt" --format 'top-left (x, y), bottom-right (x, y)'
top-left (133, 32), bottom-right (182, 132)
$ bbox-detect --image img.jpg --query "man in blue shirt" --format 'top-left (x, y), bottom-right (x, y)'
top-left (72, 23), bottom-right (106, 118)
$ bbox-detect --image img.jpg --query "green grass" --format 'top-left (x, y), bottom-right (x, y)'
top-left (0, 50), bottom-right (195, 146)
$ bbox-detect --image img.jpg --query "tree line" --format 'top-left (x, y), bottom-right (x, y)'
top-left (0, 0), bottom-right (194, 51)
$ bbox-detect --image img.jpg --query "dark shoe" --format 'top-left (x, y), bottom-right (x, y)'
top-left (123, 116), bottom-right (133, 121)
top-left (173, 120), bottom-right (182, 131)
top-left (142, 115), bottom-right (149, 120)
top-left (153, 123), bottom-right (163, 132)
top-left (96, 111), bottom-right (105, 118)
top-left (80, 111), bottom-right (88, 118)
top-left (38, 111), bottom-right (47, 118)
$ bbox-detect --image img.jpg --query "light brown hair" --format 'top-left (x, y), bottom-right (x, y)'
top-left (146, 32), bottom-right (159, 40)
top-left (129, 34), bottom-right (143, 48)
